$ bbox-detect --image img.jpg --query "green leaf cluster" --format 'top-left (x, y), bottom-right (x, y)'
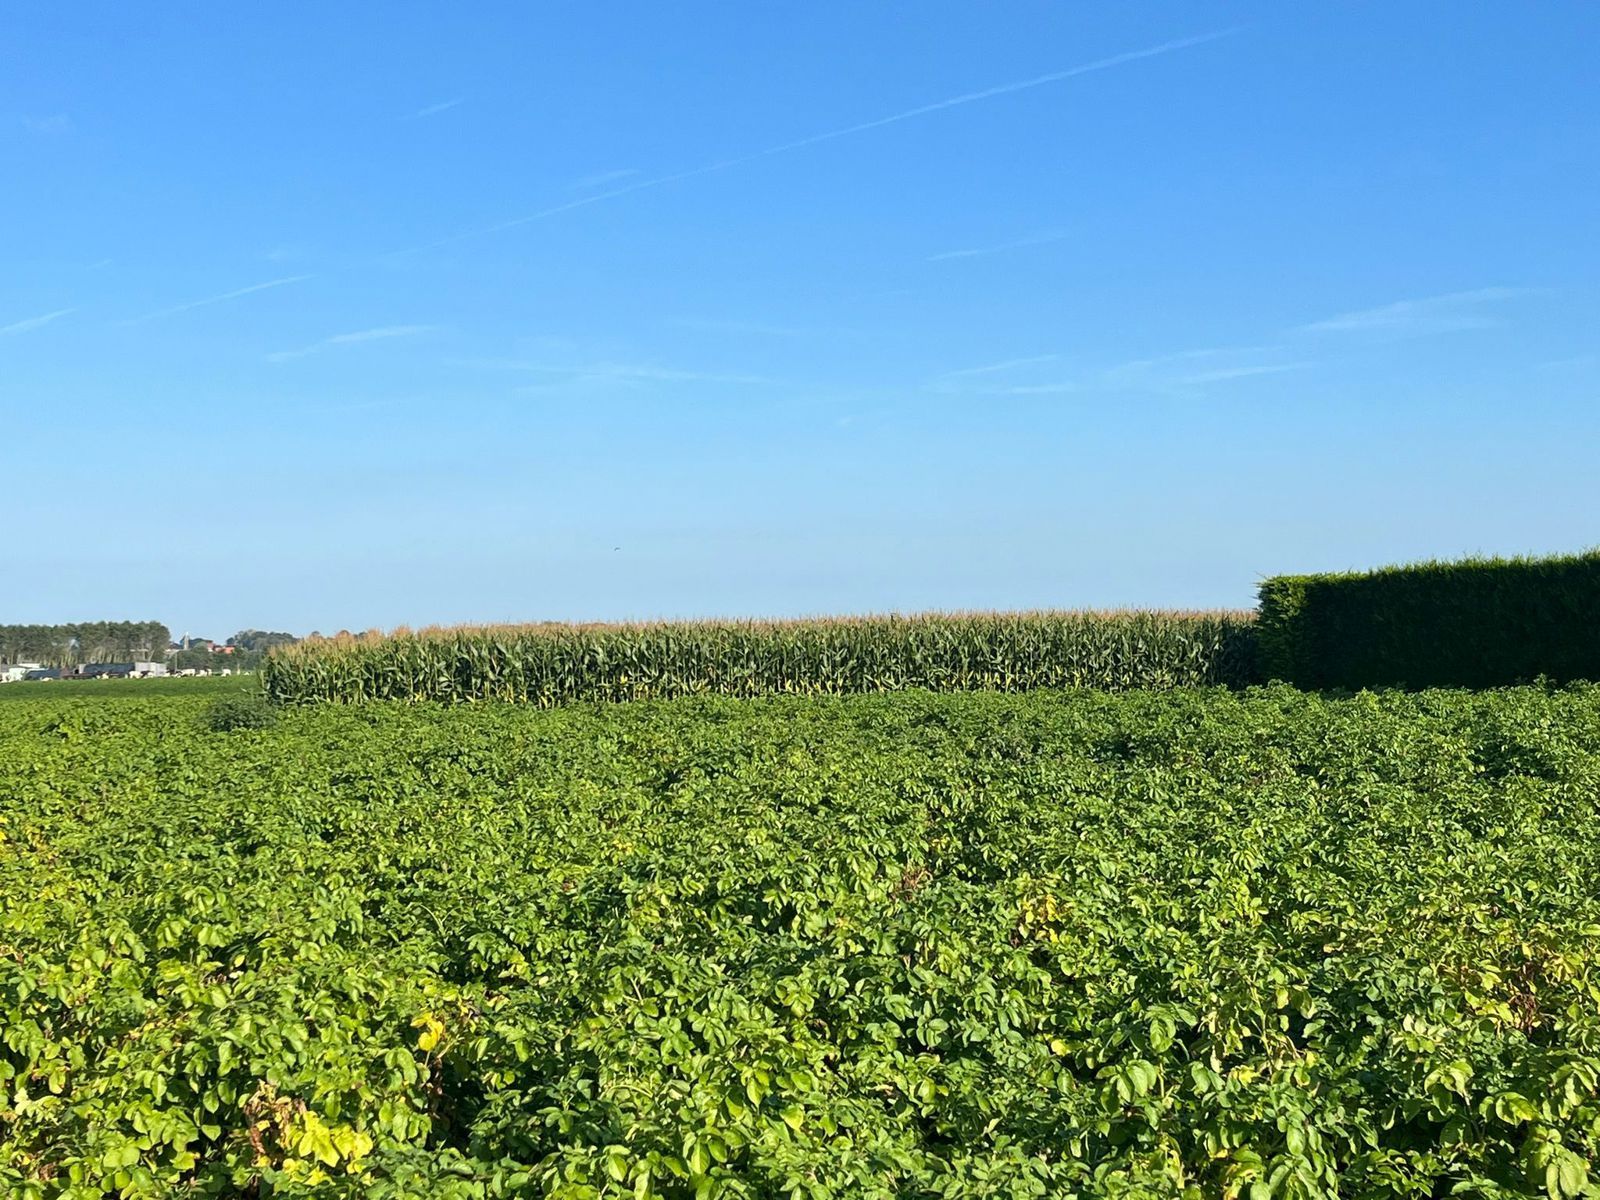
top-left (201, 696), bottom-right (278, 732)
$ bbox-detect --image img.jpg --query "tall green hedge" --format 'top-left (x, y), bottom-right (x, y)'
top-left (1258, 550), bottom-right (1600, 688)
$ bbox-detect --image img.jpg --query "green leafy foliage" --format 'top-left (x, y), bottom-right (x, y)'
top-left (260, 612), bottom-right (1261, 706)
top-left (1258, 550), bottom-right (1600, 689)
top-left (0, 676), bottom-right (253, 704)
top-left (201, 694), bottom-right (278, 732)
top-left (3, 684), bottom-right (1600, 1197)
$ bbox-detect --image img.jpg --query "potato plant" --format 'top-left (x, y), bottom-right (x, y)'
top-left (2, 685), bottom-right (1599, 1198)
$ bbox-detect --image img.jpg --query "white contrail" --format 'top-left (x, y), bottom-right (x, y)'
top-left (928, 230), bottom-right (1070, 262)
top-left (395, 29), bottom-right (1236, 254)
top-left (266, 324), bottom-right (435, 362)
top-left (0, 307), bottom-right (75, 335)
top-left (129, 275), bottom-right (313, 323)
top-left (412, 98), bottom-right (466, 119)
top-left (757, 30), bottom-right (1236, 157)
top-left (1298, 287), bottom-right (1532, 334)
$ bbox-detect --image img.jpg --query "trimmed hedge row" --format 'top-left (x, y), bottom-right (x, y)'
top-left (1258, 550), bottom-right (1600, 689)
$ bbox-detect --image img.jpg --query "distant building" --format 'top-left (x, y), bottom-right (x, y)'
top-left (22, 668), bottom-right (61, 681)
top-left (1, 662), bottom-right (43, 683)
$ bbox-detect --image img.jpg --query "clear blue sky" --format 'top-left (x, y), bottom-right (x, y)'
top-left (5, 3), bottom-right (1597, 637)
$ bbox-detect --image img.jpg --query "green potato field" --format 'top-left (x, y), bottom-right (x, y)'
top-left (3, 684), bottom-right (1600, 1198)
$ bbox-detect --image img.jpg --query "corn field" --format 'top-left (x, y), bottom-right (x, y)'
top-left (261, 611), bottom-right (1260, 705)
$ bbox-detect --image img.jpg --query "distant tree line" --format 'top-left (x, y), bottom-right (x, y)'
top-left (0, 621), bottom-right (172, 668)
top-left (2, 623), bottom-right (302, 670)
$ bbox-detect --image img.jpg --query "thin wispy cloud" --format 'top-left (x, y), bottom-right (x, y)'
top-left (1177, 362), bottom-right (1312, 386)
top-left (267, 324), bottom-right (435, 362)
top-left (1098, 348), bottom-right (1238, 383)
top-left (670, 316), bottom-right (818, 338)
top-left (1, 308), bottom-right (75, 336)
top-left (1535, 354), bottom-right (1596, 373)
top-left (930, 354), bottom-right (1077, 397)
top-left (411, 97), bottom-right (466, 119)
top-left (932, 346), bottom-right (1306, 397)
top-left (927, 229), bottom-right (1069, 262)
top-left (991, 381), bottom-right (1082, 396)
top-left (933, 287), bottom-right (1531, 403)
top-left (1297, 287), bottom-right (1531, 336)
top-left (540, 363), bottom-right (772, 387)
top-left (1100, 347), bottom-right (1309, 393)
top-left (464, 357), bottom-right (774, 388)
top-left (570, 168), bottom-right (641, 191)
top-left (938, 354), bottom-right (1062, 380)
top-left (394, 29), bottom-right (1236, 254)
top-left (128, 275), bottom-right (312, 323)
top-left (18, 113), bottom-right (73, 135)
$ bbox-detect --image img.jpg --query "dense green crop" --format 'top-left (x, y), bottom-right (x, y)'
top-left (0, 677), bottom-right (252, 704)
top-left (4, 685), bottom-right (1600, 1198)
top-left (260, 612), bottom-right (1260, 706)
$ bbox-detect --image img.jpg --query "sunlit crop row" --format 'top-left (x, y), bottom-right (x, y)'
top-left (261, 611), bottom-right (1259, 705)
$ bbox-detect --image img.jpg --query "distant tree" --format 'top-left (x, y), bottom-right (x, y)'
top-left (227, 630), bottom-right (299, 653)
top-left (139, 621), bottom-right (172, 659)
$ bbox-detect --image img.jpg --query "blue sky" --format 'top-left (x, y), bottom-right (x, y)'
top-left (4, 3), bottom-right (1597, 636)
